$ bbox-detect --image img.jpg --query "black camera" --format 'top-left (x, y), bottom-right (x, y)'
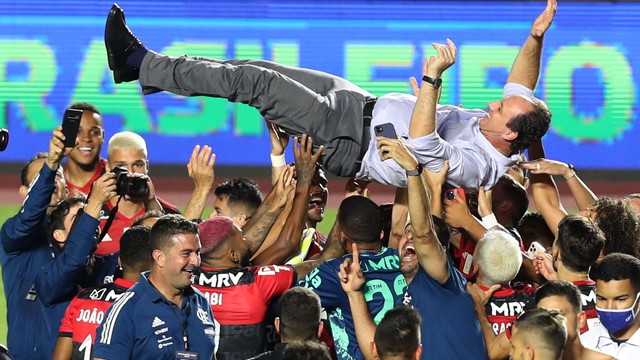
top-left (111, 166), bottom-right (149, 198)
top-left (0, 128), bottom-right (8, 151)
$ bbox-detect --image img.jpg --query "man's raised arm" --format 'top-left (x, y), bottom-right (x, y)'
top-left (408, 40), bottom-right (456, 139)
top-left (507, 0), bottom-right (557, 89)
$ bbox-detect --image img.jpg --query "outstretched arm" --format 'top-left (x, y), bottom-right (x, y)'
top-left (507, 0), bottom-right (557, 89)
top-left (467, 283), bottom-right (511, 360)
top-left (409, 39), bottom-right (456, 139)
top-left (242, 165), bottom-right (295, 260)
top-left (520, 158), bottom-right (597, 212)
top-left (267, 120), bottom-right (290, 185)
top-left (252, 135), bottom-right (323, 265)
top-left (378, 137), bottom-right (447, 283)
top-left (2, 127), bottom-right (67, 253)
top-left (182, 145), bottom-right (216, 220)
top-left (520, 140), bottom-right (566, 236)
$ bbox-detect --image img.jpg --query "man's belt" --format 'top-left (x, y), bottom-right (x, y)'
top-left (358, 98), bottom-right (377, 161)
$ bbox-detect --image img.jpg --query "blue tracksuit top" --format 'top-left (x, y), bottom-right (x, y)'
top-left (35, 211), bottom-right (100, 358)
top-left (0, 164), bottom-right (57, 360)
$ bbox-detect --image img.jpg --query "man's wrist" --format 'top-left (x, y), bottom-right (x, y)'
top-left (270, 153), bottom-right (286, 167)
top-left (563, 164), bottom-right (576, 180)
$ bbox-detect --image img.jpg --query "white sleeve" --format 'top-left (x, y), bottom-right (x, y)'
top-left (504, 82), bottom-right (535, 99)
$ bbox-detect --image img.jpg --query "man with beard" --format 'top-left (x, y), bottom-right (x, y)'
top-left (64, 102), bottom-right (107, 197)
top-left (194, 211), bottom-right (341, 360)
top-left (93, 215), bottom-right (217, 360)
top-left (193, 217), bottom-right (296, 360)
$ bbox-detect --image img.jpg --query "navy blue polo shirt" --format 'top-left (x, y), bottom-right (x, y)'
top-left (94, 272), bottom-right (217, 360)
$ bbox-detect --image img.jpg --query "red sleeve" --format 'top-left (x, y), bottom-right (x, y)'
top-left (254, 265), bottom-right (296, 301)
top-left (58, 298), bottom-right (78, 337)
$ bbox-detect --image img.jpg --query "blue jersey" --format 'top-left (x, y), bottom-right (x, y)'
top-left (0, 164), bottom-right (57, 360)
top-left (299, 247), bottom-right (406, 360)
top-left (93, 272), bottom-right (217, 360)
top-left (404, 260), bottom-right (488, 360)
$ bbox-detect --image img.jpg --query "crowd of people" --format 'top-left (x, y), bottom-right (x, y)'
top-left (1, 0), bottom-right (640, 359)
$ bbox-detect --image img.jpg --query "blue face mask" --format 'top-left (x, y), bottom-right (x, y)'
top-left (596, 292), bottom-right (640, 335)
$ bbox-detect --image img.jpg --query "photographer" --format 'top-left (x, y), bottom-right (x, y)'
top-left (96, 131), bottom-right (179, 256)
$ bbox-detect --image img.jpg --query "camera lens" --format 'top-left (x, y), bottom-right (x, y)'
top-left (0, 128), bottom-right (8, 152)
top-left (127, 177), bottom-right (149, 198)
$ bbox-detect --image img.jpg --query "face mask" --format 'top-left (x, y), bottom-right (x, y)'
top-left (596, 292), bottom-right (640, 334)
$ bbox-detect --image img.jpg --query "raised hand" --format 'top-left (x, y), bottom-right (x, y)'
top-left (376, 137), bottom-right (418, 171)
top-left (293, 134), bottom-right (324, 186)
top-left (339, 243), bottom-right (365, 294)
top-left (477, 186), bottom-right (493, 218)
top-left (344, 177), bottom-right (370, 198)
top-left (424, 39), bottom-right (457, 78)
top-left (85, 172), bottom-right (117, 218)
top-left (187, 145), bottom-right (216, 190)
top-left (443, 189), bottom-right (474, 229)
top-left (467, 282), bottom-right (500, 307)
top-left (533, 250), bottom-right (558, 281)
top-left (273, 165), bottom-right (296, 208)
top-left (519, 158), bottom-right (574, 179)
top-left (267, 120), bottom-right (290, 156)
top-left (531, 0), bottom-right (557, 38)
top-left (47, 126), bottom-right (67, 170)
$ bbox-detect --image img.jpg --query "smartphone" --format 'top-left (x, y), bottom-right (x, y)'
top-left (61, 108), bottom-right (82, 148)
top-left (523, 241), bottom-right (549, 260)
top-left (445, 188), bottom-right (467, 202)
top-left (374, 123), bottom-right (398, 139)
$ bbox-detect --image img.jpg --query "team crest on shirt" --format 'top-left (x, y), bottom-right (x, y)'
top-left (197, 307), bottom-right (211, 325)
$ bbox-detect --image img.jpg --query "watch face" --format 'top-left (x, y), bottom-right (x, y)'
top-left (434, 78), bottom-right (443, 89)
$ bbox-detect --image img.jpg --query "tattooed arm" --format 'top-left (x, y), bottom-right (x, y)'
top-left (252, 135), bottom-right (324, 266)
top-left (242, 166), bottom-right (295, 258)
top-left (293, 218), bottom-right (346, 278)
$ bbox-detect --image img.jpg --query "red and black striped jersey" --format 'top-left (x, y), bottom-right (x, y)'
top-left (58, 278), bottom-right (135, 360)
top-left (192, 265), bottom-right (296, 360)
top-left (574, 279), bottom-right (600, 334)
top-left (482, 284), bottom-right (536, 335)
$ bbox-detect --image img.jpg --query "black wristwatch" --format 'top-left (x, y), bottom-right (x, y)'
top-left (422, 75), bottom-right (442, 89)
top-left (406, 163), bottom-right (423, 177)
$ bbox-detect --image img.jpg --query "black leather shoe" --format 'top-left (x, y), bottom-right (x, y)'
top-left (104, 3), bottom-right (143, 83)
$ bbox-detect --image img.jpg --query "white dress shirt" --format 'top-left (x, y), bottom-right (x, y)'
top-left (355, 83), bottom-right (533, 189)
top-left (581, 324), bottom-right (640, 359)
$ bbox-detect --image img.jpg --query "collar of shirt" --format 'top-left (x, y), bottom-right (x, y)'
top-left (593, 324), bottom-right (640, 353)
top-left (139, 271), bottom-right (196, 305)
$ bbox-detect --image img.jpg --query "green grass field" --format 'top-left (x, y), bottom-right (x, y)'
top-left (0, 204), bottom-right (337, 345)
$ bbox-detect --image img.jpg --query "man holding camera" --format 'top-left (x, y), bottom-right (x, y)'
top-left (96, 131), bottom-right (179, 256)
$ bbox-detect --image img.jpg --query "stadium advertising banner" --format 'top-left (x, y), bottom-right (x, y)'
top-left (0, 1), bottom-right (638, 168)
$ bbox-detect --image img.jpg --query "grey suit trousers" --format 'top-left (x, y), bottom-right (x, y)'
top-left (139, 51), bottom-right (375, 177)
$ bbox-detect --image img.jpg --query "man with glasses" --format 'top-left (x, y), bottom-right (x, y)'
top-left (64, 102), bottom-right (107, 197)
